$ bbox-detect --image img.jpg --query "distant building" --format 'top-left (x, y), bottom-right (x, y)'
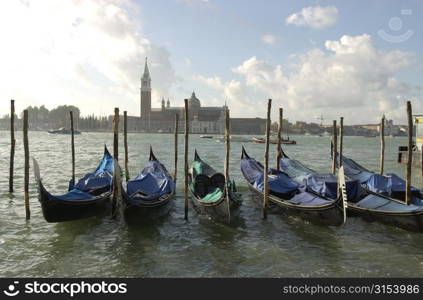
top-left (124, 58), bottom-right (266, 134)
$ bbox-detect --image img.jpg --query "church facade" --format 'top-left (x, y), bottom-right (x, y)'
top-left (125, 58), bottom-right (266, 134)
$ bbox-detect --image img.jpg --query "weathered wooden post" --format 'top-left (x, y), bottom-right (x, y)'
top-left (224, 107), bottom-right (231, 223)
top-left (276, 108), bottom-right (283, 170)
top-left (70, 111), bottom-right (75, 184)
top-left (23, 109), bottom-right (30, 219)
top-left (184, 99), bottom-right (189, 221)
top-left (421, 143), bottom-right (423, 188)
top-left (263, 99), bottom-right (272, 219)
top-left (113, 108), bottom-right (119, 160)
top-left (112, 108), bottom-right (119, 217)
top-left (174, 113), bottom-right (179, 182)
top-left (332, 120), bottom-right (337, 175)
top-left (379, 114), bottom-right (385, 175)
top-left (406, 101), bottom-right (412, 205)
top-left (421, 144), bottom-right (423, 188)
top-left (9, 99), bottom-right (15, 193)
top-left (123, 111), bottom-right (129, 181)
top-left (339, 117), bottom-right (344, 167)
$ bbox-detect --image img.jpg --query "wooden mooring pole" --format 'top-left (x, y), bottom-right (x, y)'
top-left (379, 115), bottom-right (385, 175)
top-left (23, 110), bottom-right (30, 219)
top-left (332, 120), bottom-right (337, 175)
top-left (276, 108), bottom-right (283, 170)
top-left (263, 99), bottom-right (272, 220)
top-left (70, 111), bottom-right (75, 184)
top-left (184, 99), bottom-right (189, 221)
top-left (123, 111), bottom-right (129, 181)
top-left (339, 117), bottom-right (344, 167)
top-left (9, 99), bottom-right (15, 193)
top-left (421, 143), bottom-right (423, 188)
top-left (112, 108), bottom-right (119, 217)
top-left (224, 107), bottom-right (231, 223)
top-left (174, 113), bottom-right (179, 182)
top-left (406, 101), bottom-right (412, 205)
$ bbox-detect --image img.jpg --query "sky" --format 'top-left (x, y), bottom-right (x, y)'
top-left (0, 0), bottom-right (422, 125)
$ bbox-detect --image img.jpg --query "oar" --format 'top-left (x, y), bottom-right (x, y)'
top-left (337, 166), bottom-right (348, 225)
top-left (224, 106), bottom-right (231, 224)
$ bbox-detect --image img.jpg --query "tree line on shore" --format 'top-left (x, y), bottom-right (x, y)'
top-left (0, 104), bottom-right (403, 136)
top-left (0, 105), bottom-right (111, 131)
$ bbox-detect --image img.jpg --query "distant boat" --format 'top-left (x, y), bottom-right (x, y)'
top-left (48, 127), bottom-right (81, 135)
top-left (200, 135), bottom-right (213, 139)
top-left (251, 137), bottom-right (297, 145)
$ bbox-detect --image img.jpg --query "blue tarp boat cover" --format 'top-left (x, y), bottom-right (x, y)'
top-left (303, 174), bottom-right (363, 200)
top-left (56, 150), bottom-right (114, 201)
top-left (241, 158), bottom-right (299, 195)
top-left (56, 189), bottom-right (96, 201)
top-left (341, 156), bottom-right (420, 196)
top-left (285, 191), bottom-right (332, 206)
top-left (126, 160), bottom-right (175, 203)
top-left (280, 157), bottom-right (314, 182)
top-left (355, 194), bottom-right (423, 212)
top-left (281, 157), bottom-right (362, 200)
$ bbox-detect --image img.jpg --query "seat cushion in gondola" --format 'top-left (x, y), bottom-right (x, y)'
top-left (194, 174), bottom-right (211, 198)
top-left (210, 173), bottom-right (225, 190)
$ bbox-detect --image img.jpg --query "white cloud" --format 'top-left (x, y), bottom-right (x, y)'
top-left (195, 34), bottom-right (421, 124)
top-left (0, 0), bottom-right (175, 116)
top-left (286, 6), bottom-right (339, 29)
top-left (261, 34), bottom-right (276, 45)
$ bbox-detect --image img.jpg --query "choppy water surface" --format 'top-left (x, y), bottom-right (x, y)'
top-left (1, 132), bottom-right (423, 277)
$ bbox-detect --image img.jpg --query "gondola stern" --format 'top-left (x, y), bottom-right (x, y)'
top-left (241, 146), bottom-right (250, 159)
top-left (280, 147), bottom-right (289, 159)
top-left (104, 145), bottom-right (111, 157)
top-left (194, 149), bottom-right (201, 161)
top-left (149, 146), bottom-right (158, 161)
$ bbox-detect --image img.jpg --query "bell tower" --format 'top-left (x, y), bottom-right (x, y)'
top-left (140, 57), bottom-right (151, 120)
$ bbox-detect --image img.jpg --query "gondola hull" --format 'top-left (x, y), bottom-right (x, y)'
top-left (37, 182), bottom-right (111, 222)
top-left (247, 182), bottom-right (345, 226)
top-left (347, 203), bottom-right (423, 232)
top-left (190, 191), bottom-right (242, 220)
top-left (122, 190), bottom-right (175, 221)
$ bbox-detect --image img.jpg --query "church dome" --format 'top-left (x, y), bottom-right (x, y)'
top-left (188, 91), bottom-right (201, 109)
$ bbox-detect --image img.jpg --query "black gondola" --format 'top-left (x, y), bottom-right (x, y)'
top-left (33, 147), bottom-right (114, 222)
top-left (241, 147), bottom-right (346, 226)
top-left (121, 147), bottom-right (176, 220)
top-left (280, 149), bottom-right (423, 232)
top-left (188, 150), bottom-right (242, 220)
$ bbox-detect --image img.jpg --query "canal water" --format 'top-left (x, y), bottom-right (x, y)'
top-left (1, 132), bottom-right (423, 277)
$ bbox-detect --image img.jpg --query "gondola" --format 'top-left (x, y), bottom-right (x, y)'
top-left (121, 147), bottom-right (176, 220)
top-left (33, 146), bottom-right (114, 222)
top-left (280, 149), bottom-right (423, 232)
top-left (188, 150), bottom-right (242, 220)
top-left (241, 147), bottom-right (346, 226)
